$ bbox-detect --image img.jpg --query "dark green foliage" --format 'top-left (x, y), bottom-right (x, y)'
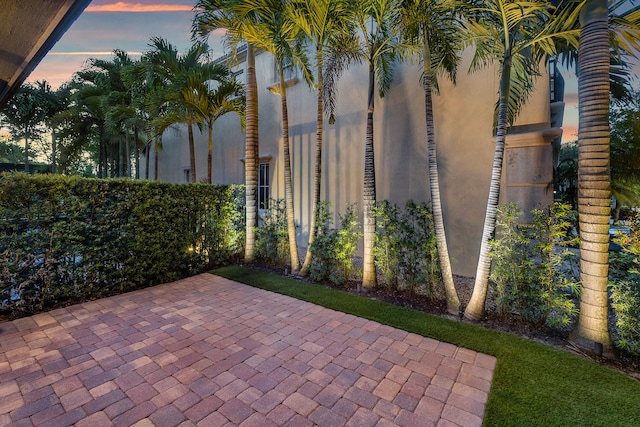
top-left (610, 213), bottom-right (640, 354)
top-left (309, 202), bottom-right (361, 285)
top-left (553, 141), bottom-right (578, 209)
top-left (489, 202), bottom-right (579, 330)
top-left (255, 199), bottom-right (290, 267)
top-left (0, 172), bottom-right (243, 318)
top-left (374, 200), bottom-right (440, 296)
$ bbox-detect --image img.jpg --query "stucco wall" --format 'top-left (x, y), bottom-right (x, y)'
top-left (149, 49), bottom-right (556, 277)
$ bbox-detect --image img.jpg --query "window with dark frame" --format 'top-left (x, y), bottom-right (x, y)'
top-left (258, 162), bottom-right (270, 210)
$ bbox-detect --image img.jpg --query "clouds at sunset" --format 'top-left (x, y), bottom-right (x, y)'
top-left (86, 2), bottom-right (193, 12)
top-left (28, 0), bottom-right (209, 88)
top-left (48, 51), bottom-right (143, 56)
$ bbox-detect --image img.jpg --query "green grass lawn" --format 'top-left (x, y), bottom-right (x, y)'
top-left (213, 266), bottom-right (640, 427)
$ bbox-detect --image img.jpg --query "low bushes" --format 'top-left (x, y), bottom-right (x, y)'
top-left (610, 213), bottom-right (640, 354)
top-left (0, 172), bottom-right (243, 318)
top-left (309, 202), bottom-right (361, 285)
top-left (255, 199), bottom-right (290, 267)
top-left (374, 200), bottom-right (440, 296)
top-left (489, 202), bottom-right (579, 330)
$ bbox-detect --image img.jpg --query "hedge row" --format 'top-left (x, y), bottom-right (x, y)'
top-left (0, 173), bottom-right (244, 318)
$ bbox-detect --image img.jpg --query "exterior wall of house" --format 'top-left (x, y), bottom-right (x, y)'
top-left (149, 49), bottom-right (558, 277)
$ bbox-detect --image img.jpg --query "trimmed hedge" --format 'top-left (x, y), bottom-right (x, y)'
top-left (0, 173), bottom-right (244, 318)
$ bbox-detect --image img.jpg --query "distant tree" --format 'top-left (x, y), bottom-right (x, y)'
top-left (0, 136), bottom-right (24, 164)
top-left (610, 90), bottom-right (640, 214)
top-left (554, 141), bottom-right (578, 208)
top-left (0, 83), bottom-right (48, 172)
top-left (74, 51), bottom-right (131, 177)
top-left (144, 38), bottom-right (224, 182)
top-left (183, 73), bottom-right (246, 184)
top-left (557, 102), bottom-right (640, 219)
top-left (41, 82), bottom-right (72, 174)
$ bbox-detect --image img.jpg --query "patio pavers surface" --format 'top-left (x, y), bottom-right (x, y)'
top-left (0, 273), bottom-right (496, 427)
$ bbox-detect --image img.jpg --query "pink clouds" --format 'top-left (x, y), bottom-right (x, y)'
top-left (48, 51), bottom-right (143, 56)
top-left (86, 2), bottom-right (194, 12)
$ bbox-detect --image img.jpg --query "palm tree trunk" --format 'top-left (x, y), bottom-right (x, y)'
top-left (145, 137), bottom-right (151, 180)
top-left (465, 59), bottom-right (512, 321)
top-left (134, 125), bottom-right (140, 179)
top-left (208, 124), bottom-right (213, 184)
top-left (188, 119), bottom-right (197, 182)
top-left (98, 138), bottom-right (104, 178)
top-left (119, 133), bottom-right (124, 177)
top-left (51, 130), bottom-right (57, 174)
top-left (300, 51), bottom-right (324, 277)
top-left (24, 136), bottom-right (29, 173)
top-left (362, 62), bottom-right (377, 291)
top-left (125, 128), bottom-right (131, 178)
top-left (280, 66), bottom-right (301, 274)
top-left (110, 140), bottom-right (116, 177)
top-left (572, 0), bottom-right (612, 354)
top-left (245, 43), bottom-right (259, 263)
top-left (154, 147), bottom-right (159, 180)
top-left (423, 41), bottom-right (460, 314)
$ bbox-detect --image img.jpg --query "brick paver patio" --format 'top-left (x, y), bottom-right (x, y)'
top-left (0, 273), bottom-right (496, 426)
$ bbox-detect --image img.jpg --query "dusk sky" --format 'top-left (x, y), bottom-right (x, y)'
top-left (28, 1), bottom-right (225, 88)
top-left (27, 0), bottom-right (640, 144)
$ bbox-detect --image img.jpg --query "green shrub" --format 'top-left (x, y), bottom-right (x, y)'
top-left (610, 213), bottom-right (640, 354)
top-left (373, 201), bottom-right (401, 289)
top-left (374, 200), bottom-right (440, 296)
top-left (0, 172), bottom-right (243, 318)
top-left (309, 202), bottom-right (361, 285)
top-left (489, 202), bottom-right (579, 330)
top-left (255, 199), bottom-right (289, 267)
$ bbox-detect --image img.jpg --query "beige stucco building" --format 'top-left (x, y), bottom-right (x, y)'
top-left (149, 48), bottom-right (563, 277)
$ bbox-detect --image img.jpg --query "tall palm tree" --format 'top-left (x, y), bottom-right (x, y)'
top-left (75, 50), bottom-right (136, 177)
top-left (572, 0), bottom-right (640, 354)
top-left (45, 84), bottom-right (72, 175)
top-left (349, 0), bottom-right (406, 291)
top-left (216, 0), bottom-right (312, 274)
top-left (572, 1), bottom-right (614, 350)
top-left (194, 0), bottom-right (261, 264)
top-left (183, 74), bottom-right (246, 183)
top-left (288, 0), bottom-right (354, 277)
top-left (462, 0), bottom-right (579, 320)
top-left (66, 75), bottom-right (109, 176)
top-left (401, 0), bottom-right (463, 314)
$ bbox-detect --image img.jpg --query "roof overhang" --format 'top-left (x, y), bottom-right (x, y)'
top-left (0, 0), bottom-right (91, 110)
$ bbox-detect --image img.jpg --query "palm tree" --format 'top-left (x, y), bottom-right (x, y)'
top-left (144, 38), bottom-right (219, 182)
top-left (288, 0), bottom-right (354, 276)
top-left (65, 76), bottom-right (109, 176)
top-left (572, 0), bottom-right (640, 354)
top-left (209, 0), bottom-right (312, 274)
top-left (183, 74), bottom-right (246, 183)
top-left (43, 83), bottom-right (72, 174)
top-left (194, 0), bottom-right (261, 264)
top-left (74, 50), bottom-right (136, 177)
top-left (462, 0), bottom-right (579, 320)
top-left (246, 0), bottom-right (313, 274)
top-left (401, 0), bottom-right (463, 314)
top-left (348, 0), bottom-right (406, 291)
